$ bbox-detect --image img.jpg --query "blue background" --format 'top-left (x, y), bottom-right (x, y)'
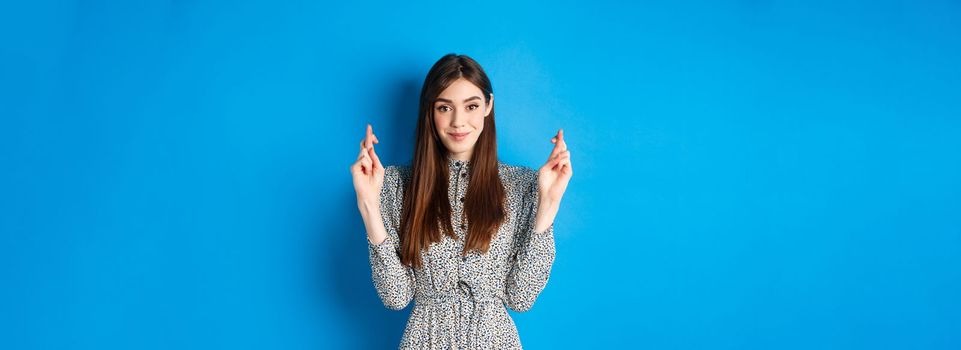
top-left (2, 0), bottom-right (960, 349)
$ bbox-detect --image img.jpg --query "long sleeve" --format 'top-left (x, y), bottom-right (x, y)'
top-left (367, 165), bottom-right (415, 310)
top-left (504, 169), bottom-right (556, 312)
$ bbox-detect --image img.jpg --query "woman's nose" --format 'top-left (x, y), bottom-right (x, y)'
top-left (450, 113), bottom-right (466, 127)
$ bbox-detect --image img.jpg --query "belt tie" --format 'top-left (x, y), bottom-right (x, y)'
top-left (415, 282), bottom-right (504, 348)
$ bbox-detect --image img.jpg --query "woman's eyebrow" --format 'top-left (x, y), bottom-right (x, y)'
top-left (435, 96), bottom-right (482, 103)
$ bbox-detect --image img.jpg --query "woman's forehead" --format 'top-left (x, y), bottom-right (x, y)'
top-left (436, 79), bottom-right (483, 102)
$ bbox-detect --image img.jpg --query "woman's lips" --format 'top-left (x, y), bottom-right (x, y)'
top-left (448, 132), bottom-right (469, 141)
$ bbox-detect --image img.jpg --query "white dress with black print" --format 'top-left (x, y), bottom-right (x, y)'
top-left (367, 156), bottom-right (556, 349)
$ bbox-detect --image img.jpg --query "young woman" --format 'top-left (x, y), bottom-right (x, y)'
top-left (349, 53), bottom-right (572, 349)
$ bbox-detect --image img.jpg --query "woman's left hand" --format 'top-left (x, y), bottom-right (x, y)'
top-left (538, 129), bottom-right (573, 203)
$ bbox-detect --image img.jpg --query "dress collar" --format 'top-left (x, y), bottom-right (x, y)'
top-left (447, 156), bottom-right (471, 169)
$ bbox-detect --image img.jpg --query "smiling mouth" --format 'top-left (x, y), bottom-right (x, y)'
top-left (448, 132), bottom-right (470, 141)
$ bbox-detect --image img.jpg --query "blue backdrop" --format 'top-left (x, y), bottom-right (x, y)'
top-left (2, 1), bottom-right (960, 349)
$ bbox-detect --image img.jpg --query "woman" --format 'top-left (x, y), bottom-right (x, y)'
top-left (349, 53), bottom-right (572, 349)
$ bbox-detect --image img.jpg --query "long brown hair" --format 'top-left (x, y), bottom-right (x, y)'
top-left (398, 53), bottom-right (506, 269)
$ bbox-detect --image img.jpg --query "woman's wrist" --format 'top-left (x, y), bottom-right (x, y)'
top-left (533, 197), bottom-right (560, 233)
top-left (359, 201), bottom-right (388, 245)
top-left (357, 196), bottom-right (380, 218)
top-left (537, 196), bottom-right (560, 214)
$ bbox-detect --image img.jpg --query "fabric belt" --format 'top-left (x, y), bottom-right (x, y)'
top-left (414, 282), bottom-right (505, 348)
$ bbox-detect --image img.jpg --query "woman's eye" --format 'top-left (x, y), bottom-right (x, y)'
top-left (437, 105), bottom-right (450, 112)
top-left (468, 104), bottom-right (479, 110)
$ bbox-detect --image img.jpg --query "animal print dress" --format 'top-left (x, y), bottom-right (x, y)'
top-left (367, 156), bottom-right (556, 349)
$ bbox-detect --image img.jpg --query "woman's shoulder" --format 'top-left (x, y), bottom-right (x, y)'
top-left (384, 163), bottom-right (411, 174)
top-left (497, 161), bottom-right (538, 188)
top-left (384, 164), bottom-right (411, 183)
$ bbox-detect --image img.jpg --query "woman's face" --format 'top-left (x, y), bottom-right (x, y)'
top-left (433, 78), bottom-right (493, 161)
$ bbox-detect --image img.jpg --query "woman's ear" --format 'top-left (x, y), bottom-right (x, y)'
top-left (485, 93), bottom-right (494, 118)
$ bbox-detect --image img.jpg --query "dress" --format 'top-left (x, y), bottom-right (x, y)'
top-left (366, 156), bottom-right (556, 349)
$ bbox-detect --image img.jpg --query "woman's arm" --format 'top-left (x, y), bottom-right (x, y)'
top-left (533, 197), bottom-right (561, 234)
top-left (504, 170), bottom-right (557, 312)
top-left (359, 197), bottom-right (388, 245)
top-left (366, 166), bottom-right (415, 311)
top-left (350, 124), bottom-right (414, 310)
top-left (504, 129), bottom-right (572, 312)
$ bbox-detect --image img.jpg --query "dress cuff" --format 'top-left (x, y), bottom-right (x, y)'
top-left (532, 222), bottom-right (555, 236)
top-left (367, 229), bottom-right (398, 256)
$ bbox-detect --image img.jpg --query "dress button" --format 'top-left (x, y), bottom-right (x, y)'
top-left (460, 223), bottom-right (466, 230)
top-left (459, 197), bottom-right (464, 202)
top-left (460, 172), bottom-right (466, 178)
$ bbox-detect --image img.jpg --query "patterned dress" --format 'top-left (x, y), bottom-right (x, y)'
top-left (367, 156), bottom-right (556, 349)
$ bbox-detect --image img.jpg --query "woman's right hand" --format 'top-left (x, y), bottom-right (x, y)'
top-left (350, 124), bottom-right (385, 216)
